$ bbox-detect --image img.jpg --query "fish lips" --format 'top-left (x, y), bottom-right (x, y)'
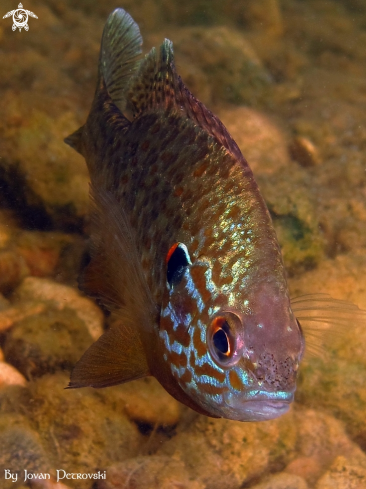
top-left (223, 390), bottom-right (294, 422)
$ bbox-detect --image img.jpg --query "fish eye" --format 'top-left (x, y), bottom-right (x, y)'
top-left (166, 242), bottom-right (191, 288)
top-left (208, 313), bottom-right (243, 367)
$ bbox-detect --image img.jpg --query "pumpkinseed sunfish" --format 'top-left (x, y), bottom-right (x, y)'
top-left (65, 8), bottom-right (366, 421)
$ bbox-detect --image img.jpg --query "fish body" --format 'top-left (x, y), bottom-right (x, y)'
top-left (66, 8), bottom-right (305, 421)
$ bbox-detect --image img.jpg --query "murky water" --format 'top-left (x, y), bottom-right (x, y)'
top-left (0, 0), bottom-right (365, 488)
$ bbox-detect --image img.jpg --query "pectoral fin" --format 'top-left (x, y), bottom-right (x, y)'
top-left (68, 318), bottom-right (149, 388)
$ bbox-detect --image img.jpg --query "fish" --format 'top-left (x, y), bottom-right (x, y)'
top-left (65, 8), bottom-right (366, 422)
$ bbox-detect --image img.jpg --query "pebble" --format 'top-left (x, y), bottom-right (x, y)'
top-left (0, 362), bottom-right (26, 387)
top-left (289, 136), bottom-right (321, 167)
top-left (0, 302), bottom-right (46, 333)
top-left (285, 456), bottom-right (324, 487)
top-left (14, 277), bottom-right (104, 340)
top-left (218, 106), bottom-right (291, 175)
top-left (315, 455), bottom-right (366, 489)
top-left (157, 409), bottom-right (297, 489)
top-left (3, 307), bottom-right (94, 379)
top-left (109, 376), bottom-right (182, 427)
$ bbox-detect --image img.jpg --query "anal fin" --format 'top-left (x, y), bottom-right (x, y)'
top-left (68, 317), bottom-right (149, 388)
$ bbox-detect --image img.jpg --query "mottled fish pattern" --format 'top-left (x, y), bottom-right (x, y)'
top-left (65, 8), bottom-right (366, 421)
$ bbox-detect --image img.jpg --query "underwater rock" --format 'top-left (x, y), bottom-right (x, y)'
top-left (238, 0), bottom-right (284, 37)
top-left (96, 456), bottom-right (205, 489)
top-left (256, 167), bottom-right (325, 275)
top-left (315, 454), bottom-right (366, 489)
top-left (3, 307), bottom-right (94, 379)
top-left (0, 348), bottom-right (4, 361)
top-left (0, 293), bottom-right (10, 311)
top-left (0, 302), bottom-right (46, 333)
top-left (0, 102), bottom-right (89, 229)
top-left (218, 106), bottom-right (291, 176)
top-left (13, 277), bottom-right (104, 340)
top-left (157, 409), bottom-right (297, 489)
top-left (290, 408), bottom-right (364, 484)
top-left (250, 473), bottom-right (308, 489)
top-left (0, 362), bottom-right (26, 388)
top-left (0, 0), bottom-right (91, 230)
top-left (0, 414), bottom-right (49, 489)
top-left (0, 251), bottom-right (29, 295)
top-left (0, 373), bottom-right (146, 489)
top-left (24, 373), bottom-right (143, 489)
top-left (0, 207), bottom-right (86, 292)
top-left (14, 231), bottom-right (85, 282)
top-left (285, 457), bottom-right (324, 488)
top-left (107, 376), bottom-right (182, 428)
top-left (165, 26), bottom-right (272, 106)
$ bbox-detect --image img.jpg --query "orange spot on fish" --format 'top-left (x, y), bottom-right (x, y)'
top-left (190, 239), bottom-right (199, 254)
top-left (193, 160), bottom-right (209, 178)
top-left (169, 351), bottom-right (188, 368)
top-left (229, 369), bottom-right (242, 391)
top-left (120, 174), bottom-right (129, 185)
top-left (193, 327), bottom-right (207, 357)
top-left (196, 382), bottom-right (225, 395)
top-left (175, 323), bottom-right (191, 348)
top-left (190, 267), bottom-right (211, 304)
top-left (160, 315), bottom-right (174, 334)
top-left (174, 187), bottom-right (184, 197)
top-left (141, 140), bottom-right (150, 151)
top-left (227, 205), bottom-right (241, 220)
top-left (166, 243), bottom-right (179, 264)
top-left (195, 363), bottom-right (226, 383)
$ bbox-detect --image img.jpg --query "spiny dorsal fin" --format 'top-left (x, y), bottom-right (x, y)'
top-left (99, 8), bottom-right (143, 111)
top-left (69, 184), bottom-right (156, 388)
top-left (128, 39), bottom-right (245, 163)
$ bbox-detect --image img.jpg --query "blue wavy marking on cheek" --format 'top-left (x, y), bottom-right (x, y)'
top-left (171, 341), bottom-right (183, 354)
top-left (226, 366), bottom-right (252, 393)
top-left (171, 363), bottom-right (187, 379)
top-left (194, 374), bottom-right (224, 388)
top-left (160, 329), bottom-right (171, 351)
top-left (185, 273), bottom-right (205, 314)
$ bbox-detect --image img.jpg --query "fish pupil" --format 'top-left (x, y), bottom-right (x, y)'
top-left (213, 324), bottom-right (230, 356)
top-left (166, 243), bottom-right (190, 288)
top-left (212, 321), bottom-right (231, 357)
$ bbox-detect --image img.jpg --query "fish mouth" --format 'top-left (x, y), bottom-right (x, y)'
top-left (223, 390), bottom-right (294, 422)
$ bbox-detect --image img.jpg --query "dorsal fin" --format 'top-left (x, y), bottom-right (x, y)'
top-left (127, 40), bottom-right (245, 163)
top-left (99, 8), bottom-right (143, 111)
top-left (65, 8), bottom-right (142, 155)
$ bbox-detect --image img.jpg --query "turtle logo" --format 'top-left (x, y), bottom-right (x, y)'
top-left (3, 3), bottom-right (38, 31)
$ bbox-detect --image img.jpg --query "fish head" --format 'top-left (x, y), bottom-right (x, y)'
top-left (159, 244), bottom-right (305, 421)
